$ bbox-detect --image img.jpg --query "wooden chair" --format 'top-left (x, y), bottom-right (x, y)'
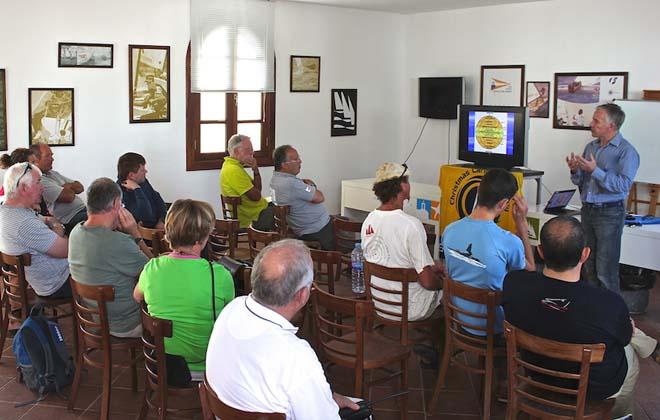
top-left (137, 308), bottom-right (201, 420)
top-left (207, 219), bottom-right (239, 259)
top-left (627, 182), bottom-right (660, 215)
top-left (312, 286), bottom-right (410, 420)
top-left (310, 248), bottom-right (362, 298)
top-left (363, 261), bottom-right (441, 346)
top-left (331, 217), bottom-right (363, 267)
top-left (427, 277), bottom-right (504, 419)
top-left (247, 226), bottom-right (280, 261)
top-left (0, 253), bottom-right (78, 360)
top-left (221, 195), bottom-right (249, 245)
top-left (68, 278), bottom-right (142, 420)
top-left (503, 321), bottom-right (615, 420)
top-left (138, 225), bottom-right (169, 256)
top-left (272, 204), bottom-right (290, 239)
top-left (422, 222), bottom-right (437, 258)
top-left (199, 375), bottom-right (285, 420)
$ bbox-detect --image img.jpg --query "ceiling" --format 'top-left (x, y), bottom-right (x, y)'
top-left (287, 0), bottom-right (547, 14)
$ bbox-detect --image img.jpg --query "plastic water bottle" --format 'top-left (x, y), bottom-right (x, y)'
top-left (351, 243), bottom-right (365, 294)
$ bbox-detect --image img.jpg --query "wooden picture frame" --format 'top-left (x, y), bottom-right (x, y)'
top-left (28, 88), bottom-right (75, 147)
top-left (553, 72), bottom-right (628, 130)
top-left (480, 65), bottom-right (525, 106)
top-left (0, 69), bottom-right (7, 151)
top-left (526, 81), bottom-right (550, 118)
top-left (331, 89), bottom-right (357, 136)
top-left (290, 55), bottom-right (320, 92)
top-left (129, 45), bottom-right (170, 123)
top-left (58, 42), bottom-right (113, 68)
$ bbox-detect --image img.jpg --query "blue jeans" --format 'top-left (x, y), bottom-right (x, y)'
top-left (581, 202), bottom-right (625, 293)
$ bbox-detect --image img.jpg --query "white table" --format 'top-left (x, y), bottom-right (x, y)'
top-left (526, 205), bottom-right (660, 271)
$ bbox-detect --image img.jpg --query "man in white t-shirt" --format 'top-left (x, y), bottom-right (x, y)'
top-left (361, 163), bottom-right (445, 322)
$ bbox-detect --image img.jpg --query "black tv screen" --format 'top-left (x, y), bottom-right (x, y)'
top-left (419, 77), bottom-right (463, 119)
top-left (458, 105), bottom-right (528, 168)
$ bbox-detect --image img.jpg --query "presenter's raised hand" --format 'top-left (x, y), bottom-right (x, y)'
top-left (566, 153), bottom-right (580, 173)
top-left (576, 153), bottom-right (597, 173)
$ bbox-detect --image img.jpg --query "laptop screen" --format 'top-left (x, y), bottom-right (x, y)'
top-left (546, 190), bottom-right (576, 209)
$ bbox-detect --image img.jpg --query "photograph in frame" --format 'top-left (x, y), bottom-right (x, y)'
top-left (0, 70), bottom-right (7, 151)
top-left (58, 42), bottom-right (113, 68)
top-left (553, 72), bottom-right (628, 130)
top-left (526, 81), bottom-right (550, 118)
top-left (129, 45), bottom-right (170, 123)
top-left (290, 56), bottom-right (320, 92)
top-left (480, 65), bottom-right (525, 106)
top-left (331, 89), bottom-right (357, 137)
top-left (28, 88), bottom-right (74, 147)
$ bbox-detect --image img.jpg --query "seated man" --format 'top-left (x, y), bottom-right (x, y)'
top-left (361, 163), bottom-right (444, 321)
top-left (0, 162), bottom-right (71, 298)
top-left (31, 144), bottom-right (87, 235)
top-left (220, 134), bottom-right (273, 231)
top-left (442, 168), bottom-right (535, 336)
top-left (269, 145), bottom-right (335, 250)
top-left (68, 178), bottom-right (152, 338)
top-left (206, 239), bottom-right (358, 418)
top-left (503, 216), bottom-right (657, 418)
top-left (117, 152), bottom-right (167, 229)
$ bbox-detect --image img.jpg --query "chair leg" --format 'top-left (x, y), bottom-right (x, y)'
top-left (67, 351), bottom-right (84, 410)
top-left (483, 356), bottom-right (493, 420)
top-left (129, 347), bottom-right (139, 392)
top-left (400, 358), bottom-right (408, 420)
top-left (427, 338), bottom-right (452, 413)
top-left (0, 299), bottom-right (9, 360)
top-left (354, 366), bottom-right (364, 398)
top-left (71, 311), bottom-right (79, 364)
top-left (101, 361), bottom-right (112, 420)
top-left (136, 382), bottom-right (149, 420)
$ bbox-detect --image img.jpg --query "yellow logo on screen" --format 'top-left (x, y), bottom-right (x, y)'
top-left (475, 115), bottom-right (504, 149)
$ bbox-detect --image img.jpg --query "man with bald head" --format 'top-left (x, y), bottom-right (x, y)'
top-left (503, 216), bottom-right (657, 418)
top-left (31, 143), bottom-right (87, 234)
top-left (206, 239), bottom-right (359, 418)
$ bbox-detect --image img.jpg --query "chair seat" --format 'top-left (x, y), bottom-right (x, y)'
top-left (517, 383), bottom-right (615, 420)
top-left (325, 332), bottom-right (410, 369)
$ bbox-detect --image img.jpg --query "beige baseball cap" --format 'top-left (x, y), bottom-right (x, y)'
top-left (374, 163), bottom-right (410, 184)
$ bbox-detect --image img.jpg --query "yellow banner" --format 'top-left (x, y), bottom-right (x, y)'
top-left (438, 165), bottom-right (523, 234)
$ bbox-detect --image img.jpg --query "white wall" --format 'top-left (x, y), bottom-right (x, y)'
top-left (403, 0), bottom-right (660, 203)
top-left (0, 0), bottom-right (405, 214)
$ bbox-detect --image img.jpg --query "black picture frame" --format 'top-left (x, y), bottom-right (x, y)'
top-left (129, 44), bottom-right (171, 123)
top-left (58, 42), bottom-right (114, 68)
top-left (28, 88), bottom-right (75, 147)
top-left (290, 55), bottom-right (320, 92)
top-left (331, 89), bottom-right (357, 137)
top-left (526, 81), bottom-right (550, 118)
top-left (0, 69), bottom-right (7, 151)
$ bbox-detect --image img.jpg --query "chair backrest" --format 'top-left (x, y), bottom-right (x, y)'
top-left (247, 226), bottom-right (280, 260)
top-left (309, 249), bottom-right (342, 295)
top-left (331, 217), bottom-right (363, 256)
top-left (422, 222), bottom-right (437, 258)
top-left (503, 320), bottom-right (607, 419)
top-left (363, 261), bottom-right (418, 344)
top-left (138, 225), bottom-right (169, 256)
top-left (208, 219), bottom-right (239, 259)
top-left (443, 276), bottom-right (502, 355)
top-left (311, 286), bottom-right (372, 375)
top-left (70, 278), bottom-right (115, 353)
top-left (141, 306), bottom-right (173, 403)
top-left (272, 205), bottom-right (290, 238)
top-left (0, 253), bottom-right (32, 321)
top-left (199, 376), bottom-right (285, 420)
top-left (221, 195), bottom-right (241, 220)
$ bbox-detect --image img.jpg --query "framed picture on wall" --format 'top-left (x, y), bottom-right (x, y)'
top-left (526, 81), bottom-right (550, 118)
top-left (58, 42), bottom-right (113, 68)
top-left (553, 72), bottom-right (628, 130)
top-left (331, 89), bottom-right (357, 136)
top-left (0, 69), bottom-right (7, 151)
top-left (290, 55), bottom-right (320, 92)
top-left (28, 88), bottom-right (75, 147)
top-left (129, 45), bottom-right (170, 123)
top-left (480, 65), bottom-right (525, 106)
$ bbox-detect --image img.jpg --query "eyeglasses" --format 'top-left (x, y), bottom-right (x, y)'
top-left (15, 164), bottom-right (32, 188)
top-left (283, 158), bottom-right (301, 164)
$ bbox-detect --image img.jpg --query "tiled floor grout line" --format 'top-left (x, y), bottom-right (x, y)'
top-left (78, 365), bottom-right (132, 418)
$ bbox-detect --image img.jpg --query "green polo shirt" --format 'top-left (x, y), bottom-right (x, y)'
top-left (220, 157), bottom-right (267, 228)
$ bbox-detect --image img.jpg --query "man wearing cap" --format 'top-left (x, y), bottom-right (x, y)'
top-left (361, 163), bottom-right (445, 321)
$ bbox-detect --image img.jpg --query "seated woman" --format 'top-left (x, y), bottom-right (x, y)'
top-left (134, 199), bottom-right (234, 382)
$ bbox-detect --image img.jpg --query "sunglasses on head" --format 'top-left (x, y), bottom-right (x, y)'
top-left (15, 164), bottom-right (32, 188)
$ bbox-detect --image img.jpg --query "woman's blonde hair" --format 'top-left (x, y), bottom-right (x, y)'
top-left (164, 199), bottom-right (216, 249)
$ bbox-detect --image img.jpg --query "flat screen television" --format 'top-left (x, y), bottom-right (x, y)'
top-left (419, 77), bottom-right (464, 119)
top-left (458, 105), bottom-right (528, 168)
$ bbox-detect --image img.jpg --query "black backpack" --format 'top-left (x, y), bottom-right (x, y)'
top-left (12, 304), bottom-right (75, 406)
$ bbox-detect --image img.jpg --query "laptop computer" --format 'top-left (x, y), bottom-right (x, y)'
top-left (544, 189), bottom-right (578, 215)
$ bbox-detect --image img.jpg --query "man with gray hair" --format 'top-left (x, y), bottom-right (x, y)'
top-left (0, 162), bottom-right (71, 298)
top-left (206, 239), bottom-right (359, 418)
top-left (220, 134), bottom-right (273, 230)
top-left (566, 103), bottom-right (639, 293)
top-left (68, 178), bottom-right (152, 337)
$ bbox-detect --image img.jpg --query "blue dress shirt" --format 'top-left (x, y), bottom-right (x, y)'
top-left (570, 132), bottom-right (639, 204)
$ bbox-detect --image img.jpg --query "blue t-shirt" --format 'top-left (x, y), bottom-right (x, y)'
top-left (442, 217), bottom-right (525, 334)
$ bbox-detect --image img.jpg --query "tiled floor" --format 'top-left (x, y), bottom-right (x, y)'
top-left (1, 280), bottom-right (659, 419)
